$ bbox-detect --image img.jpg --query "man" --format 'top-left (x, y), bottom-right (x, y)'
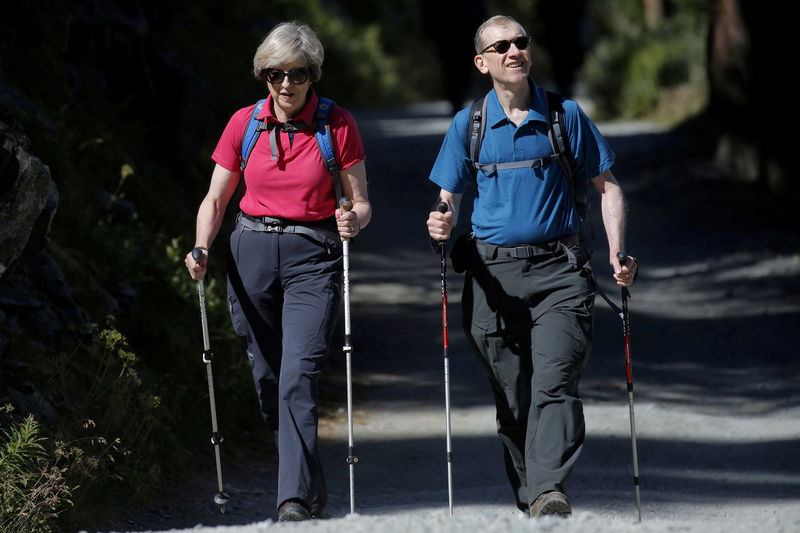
top-left (426, 15), bottom-right (637, 518)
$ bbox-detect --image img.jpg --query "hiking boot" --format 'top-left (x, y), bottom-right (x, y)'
top-left (278, 500), bottom-right (311, 521)
top-left (530, 491), bottom-right (572, 518)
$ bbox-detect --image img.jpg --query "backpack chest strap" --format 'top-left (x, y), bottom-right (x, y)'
top-left (256, 120), bottom-right (311, 161)
top-left (473, 153), bottom-right (562, 174)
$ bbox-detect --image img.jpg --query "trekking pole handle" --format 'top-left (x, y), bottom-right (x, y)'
top-left (435, 201), bottom-right (449, 235)
top-left (617, 251), bottom-right (631, 298)
top-left (430, 201), bottom-right (450, 254)
top-left (192, 247), bottom-right (205, 262)
top-left (339, 197), bottom-right (353, 242)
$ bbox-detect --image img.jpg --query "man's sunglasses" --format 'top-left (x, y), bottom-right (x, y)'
top-left (481, 35), bottom-right (531, 55)
top-left (261, 67), bottom-right (311, 85)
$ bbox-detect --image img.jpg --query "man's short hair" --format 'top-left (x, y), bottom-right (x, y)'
top-left (474, 15), bottom-right (526, 54)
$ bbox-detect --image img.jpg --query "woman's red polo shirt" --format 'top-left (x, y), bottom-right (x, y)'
top-left (212, 91), bottom-right (366, 222)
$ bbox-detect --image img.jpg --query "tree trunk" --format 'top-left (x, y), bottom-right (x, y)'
top-left (707, 0), bottom-right (794, 196)
top-left (642, 0), bottom-right (664, 30)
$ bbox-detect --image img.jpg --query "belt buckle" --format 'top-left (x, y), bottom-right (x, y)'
top-left (261, 217), bottom-right (284, 233)
top-left (506, 246), bottom-right (529, 259)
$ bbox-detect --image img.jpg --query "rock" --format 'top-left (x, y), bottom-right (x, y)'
top-left (0, 119), bottom-right (58, 280)
top-left (0, 117), bottom-right (90, 363)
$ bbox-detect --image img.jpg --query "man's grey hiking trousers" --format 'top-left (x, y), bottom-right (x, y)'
top-left (460, 234), bottom-right (595, 510)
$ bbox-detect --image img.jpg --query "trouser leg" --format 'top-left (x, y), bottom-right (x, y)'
top-left (275, 233), bottom-right (341, 513)
top-left (227, 228), bottom-right (282, 441)
top-left (526, 305), bottom-right (593, 501)
top-left (463, 269), bottom-right (533, 511)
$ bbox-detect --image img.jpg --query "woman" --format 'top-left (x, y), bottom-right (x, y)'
top-left (185, 21), bottom-right (371, 521)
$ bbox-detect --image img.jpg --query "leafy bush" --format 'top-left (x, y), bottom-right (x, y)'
top-left (58, 329), bottom-right (173, 496)
top-left (0, 406), bottom-right (73, 532)
top-left (580, 1), bottom-right (708, 123)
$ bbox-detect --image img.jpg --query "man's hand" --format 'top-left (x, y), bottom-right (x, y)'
top-left (613, 253), bottom-right (638, 287)
top-left (428, 207), bottom-right (455, 242)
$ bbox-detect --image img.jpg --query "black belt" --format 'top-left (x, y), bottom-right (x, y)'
top-left (474, 234), bottom-right (581, 262)
top-left (236, 212), bottom-right (339, 245)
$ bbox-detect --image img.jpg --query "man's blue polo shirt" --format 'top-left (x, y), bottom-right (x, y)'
top-left (428, 79), bottom-right (615, 245)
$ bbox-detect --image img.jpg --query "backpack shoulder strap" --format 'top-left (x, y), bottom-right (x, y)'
top-left (313, 96), bottom-right (343, 203)
top-left (546, 90), bottom-right (587, 221)
top-left (468, 95), bottom-right (488, 170)
top-left (545, 90), bottom-right (572, 179)
top-left (240, 99), bottom-right (267, 172)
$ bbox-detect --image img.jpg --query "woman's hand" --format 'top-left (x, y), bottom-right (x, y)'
top-left (185, 247), bottom-right (208, 281)
top-left (336, 209), bottom-right (361, 239)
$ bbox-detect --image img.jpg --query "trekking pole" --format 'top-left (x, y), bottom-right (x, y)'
top-left (339, 197), bottom-right (358, 515)
top-left (433, 201), bottom-right (455, 516)
top-left (191, 247), bottom-right (230, 513)
top-left (617, 251), bottom-right (641, 522)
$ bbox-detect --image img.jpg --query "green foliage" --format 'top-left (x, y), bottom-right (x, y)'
top-left (1, 406), bottom-right (73, 532)
top-left (166, 237), bottom-right (224, 315)
top-left (164, 0), bottom-right (435, 110)
top-left (580, 1), bottom-right (709, 123)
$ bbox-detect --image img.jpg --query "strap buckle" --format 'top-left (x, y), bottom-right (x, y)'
top-left (259, 216), bottom-right (285, 233)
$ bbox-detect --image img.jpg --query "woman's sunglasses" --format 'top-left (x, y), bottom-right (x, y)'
top-left (261, 67), bottom-right (311, 85)
top-left (481, 35), bottom-right (531, 55)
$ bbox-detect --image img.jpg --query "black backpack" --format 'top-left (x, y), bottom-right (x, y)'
top-left (467, 90), bottom-right (587, 224)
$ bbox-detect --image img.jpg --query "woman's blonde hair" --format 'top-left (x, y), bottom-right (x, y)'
top-left (253, 21), bottom-right (324, 82)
